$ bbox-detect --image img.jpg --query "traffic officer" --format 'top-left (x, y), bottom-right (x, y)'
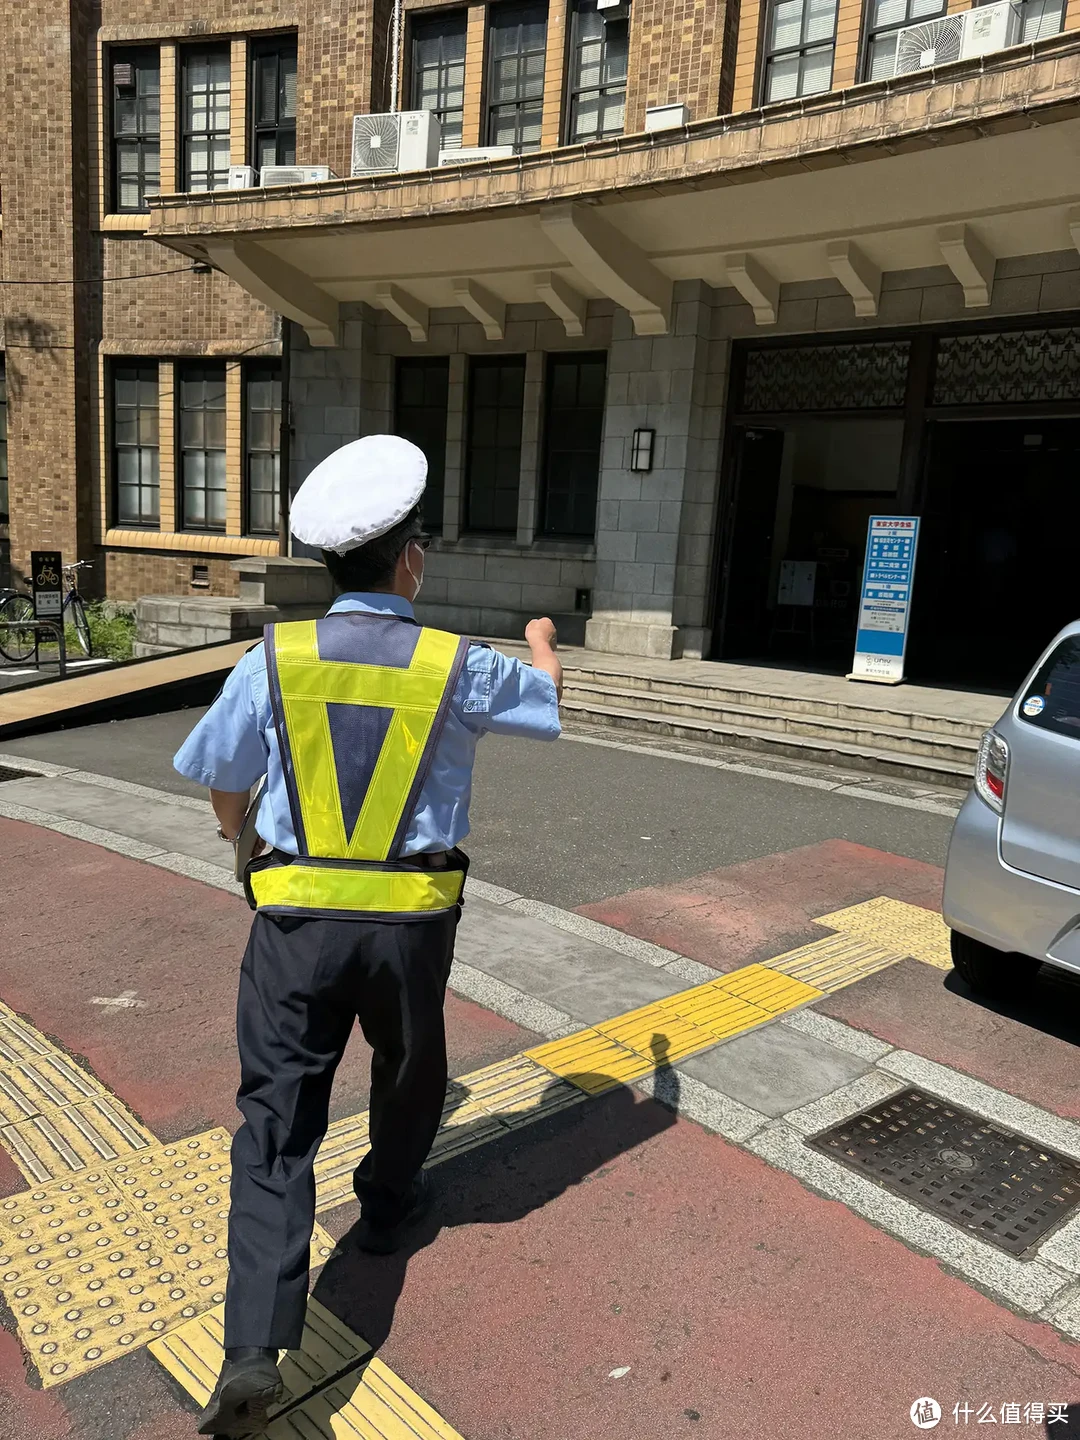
top-left (173, 433), bottom-right (562, 1438)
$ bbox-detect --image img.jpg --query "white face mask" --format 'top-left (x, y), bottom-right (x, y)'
top-left (405, 539), bottom-right (424, 601)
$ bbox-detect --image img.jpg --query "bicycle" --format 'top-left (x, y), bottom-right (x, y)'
top-left (0, 560), bottom-right (94, 664)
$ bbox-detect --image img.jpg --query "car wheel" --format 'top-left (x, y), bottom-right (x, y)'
top-left (950, 930), bottom-right (1041, 999)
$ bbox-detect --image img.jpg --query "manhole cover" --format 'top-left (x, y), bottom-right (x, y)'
top-left (808, 1088), bottom-right (1080, 1256)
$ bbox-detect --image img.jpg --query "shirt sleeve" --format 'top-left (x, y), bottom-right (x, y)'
top-left (173, 647), bottom-right (270, 790)
top-left (455, 644), bottom-right (561, 741)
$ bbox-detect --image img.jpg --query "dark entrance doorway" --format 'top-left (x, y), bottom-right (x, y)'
top-left (715, 418), bottom-right (904, 668)
top-left (910, 418), bottom-right (1080, 691)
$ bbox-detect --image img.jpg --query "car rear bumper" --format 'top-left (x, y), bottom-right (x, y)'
top-left (943, 791), bottom-right (1080, 975)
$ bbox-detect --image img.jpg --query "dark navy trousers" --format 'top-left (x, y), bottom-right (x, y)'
top-left (223, 907), bottom-right (458, 1350)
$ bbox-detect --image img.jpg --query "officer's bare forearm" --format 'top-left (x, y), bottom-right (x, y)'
top-left (210, 788), bottom-right (249, 841)
top-left (525, 617), bottom-right (563, 701)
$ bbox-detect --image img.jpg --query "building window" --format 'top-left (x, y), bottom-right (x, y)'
top-left (863, 0), bottom-right (946, 79)
top-left (395, 359), bottom-right (449, 534)
top-left (1016, 0), bottom-right (1066, 40)
top-left (111, 48), bottom-right (161, 213)
top-left (244, 363), bottom-right (282, 536)
top-left (566, 0), bottom-right (628, 143)
top-left (540, 353), bottom-right (606, 538)
top-left (179, 364), bottom-right (227, 531)
top-left (410, 12), bottom-right (467, 150)
top-left (113, 365), bottom-right (160, 527)
top-left (761, 0), bottom-right (838, 103)
top-left (251, 36), bottom-right (298, 170)
top-left (466, 357), bottom-right (525, 534)
top-left (182, 46), bottom-right (231, 192)
top-left (0, 359), bottom-right (7, 524)
top-left (487, 1), bottom-right (548, 153)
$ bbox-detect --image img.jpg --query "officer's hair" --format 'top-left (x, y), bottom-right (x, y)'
top-left (321, 505), bottom-right (423, 593)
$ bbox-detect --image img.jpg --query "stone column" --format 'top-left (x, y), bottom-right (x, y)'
top-left (585, 281), bottom-right (721, 660)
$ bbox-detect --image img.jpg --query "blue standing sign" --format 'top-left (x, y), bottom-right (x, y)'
top-left (849, 515), bottom-right (920, 684)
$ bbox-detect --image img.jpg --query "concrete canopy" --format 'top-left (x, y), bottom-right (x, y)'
top-left (149, 35), bottom-right (1080, 346)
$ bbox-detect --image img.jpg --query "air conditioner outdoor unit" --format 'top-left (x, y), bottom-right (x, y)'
top-left (893, 13), bottom-right (965, 71)
top-left (351, 111), bottom-right (441, 177)
top-left (961, 0), bottom-right (1021, 57)
top-left (227, 165), bottom-right (257, 189)
top-left (260, 165), bottom-right (336, 186)
top-left (893, 2), bottom-right (1019, 73)
top-left (437, 146), bottom-right (515, 165)
top-left (644, 102), bottom-right (689, 132)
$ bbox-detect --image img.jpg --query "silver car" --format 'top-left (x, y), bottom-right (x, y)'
top-left (944, 619), bottom-right (1080, 999)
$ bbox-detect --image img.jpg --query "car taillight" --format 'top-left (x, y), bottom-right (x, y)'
top-left (974, 729), bottom-right (1009, 814)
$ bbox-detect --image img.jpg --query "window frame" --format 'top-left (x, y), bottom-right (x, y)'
top-left (110, 45), bottom-right (161, 214)
top-left (180, 43), bottom-right (232, 194)
top-left (859, 0), bottom-right (948, 82)
top-left (758, 0), bottom-right (839, 106)
top-left (408, 10), bottom-right (468, 151)
top-left (565, 0), bottom-right (629, 145)
top-left (394, 357), bottom-right (450, 535)
top-left (250, 34), bottom-right (298, 171)
top-left (464, 355), bottom-right (527, 536)
top-left (177, 362), bottom-right (228, 534)
top-left (111, 362), bottom-right (161, 530)
top-left (243, 360), bottom-right (283, 537)
top-left (485, 0), bottom-right (549, 154)
top-left (539, 351), bottom-right (607, 540)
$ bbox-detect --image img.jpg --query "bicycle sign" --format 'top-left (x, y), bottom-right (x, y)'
top-left (30, 551), bottom-right (64, 619)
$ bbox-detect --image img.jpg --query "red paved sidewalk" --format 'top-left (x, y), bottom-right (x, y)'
top-left (577, 839), bottom-right (945, 971)
top-left (0, 817), bottom-right (531, 1153)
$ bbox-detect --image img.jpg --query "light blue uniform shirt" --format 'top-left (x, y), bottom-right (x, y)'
top-left (173, 592), bottom-right (561, 855)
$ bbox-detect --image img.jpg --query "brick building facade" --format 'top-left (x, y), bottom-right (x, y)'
top-left (4, 0), bottom-right (1080, 687)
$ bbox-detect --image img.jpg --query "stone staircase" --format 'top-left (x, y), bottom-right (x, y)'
top-left (497, 646), bottom-right (1005, 789)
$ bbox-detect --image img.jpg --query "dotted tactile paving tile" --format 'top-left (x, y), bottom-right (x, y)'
top-left (817, 897), bottom-right (953, 970)
top-left (0, 1130), bottom-right (334, 1387)
top-left (0, 1001), bottom-right (154, 1182)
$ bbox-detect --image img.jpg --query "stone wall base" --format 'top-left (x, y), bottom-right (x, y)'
top-left (585, 617), bottom-right (680, 659)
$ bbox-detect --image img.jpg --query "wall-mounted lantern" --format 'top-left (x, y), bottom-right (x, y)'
top-left (630, 427), bottom-right (655, 472)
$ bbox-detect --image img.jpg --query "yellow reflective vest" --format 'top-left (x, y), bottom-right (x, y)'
top-left (245, 612), bottom-right (469, 920)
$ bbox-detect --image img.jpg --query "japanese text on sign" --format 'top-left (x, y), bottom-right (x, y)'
top-left (850, 516), bottom-right (920, 684)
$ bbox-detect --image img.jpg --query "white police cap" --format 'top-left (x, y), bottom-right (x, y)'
top-left (290, 434), bottom-right (427, 554)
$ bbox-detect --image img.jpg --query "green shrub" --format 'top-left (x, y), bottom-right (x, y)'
top-left (64, 603), bottom-right (136, 661)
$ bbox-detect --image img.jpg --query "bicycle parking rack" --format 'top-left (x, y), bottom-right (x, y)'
top-left (0, 618), bottom-right (68, 679)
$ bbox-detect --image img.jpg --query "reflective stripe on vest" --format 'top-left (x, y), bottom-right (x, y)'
top-left (251, 612), bottom-right (469, 918)
top-left (247, 860), bottom-right (464, 917)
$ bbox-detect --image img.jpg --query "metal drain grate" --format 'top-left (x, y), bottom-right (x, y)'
top-left (809, 1088), bottom-right (1080, 1256)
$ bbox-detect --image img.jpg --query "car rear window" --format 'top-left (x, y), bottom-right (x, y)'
top-left (1018, 636), bottom-right (1080, 738)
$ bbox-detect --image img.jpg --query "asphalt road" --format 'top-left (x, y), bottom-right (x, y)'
top-left (4, 706), bottom-right (955, 909)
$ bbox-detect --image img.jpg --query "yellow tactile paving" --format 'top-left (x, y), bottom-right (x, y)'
top-left (152, 1298), bottom-right (465, 1440)
top-left (529, 968), bottom-right (823, 1092)
top-left (150, 1295), bottom-right (371, 1412)
top-left (0, 1130), bottom-right (335, 1386)
top-left (0, 1000), bottom-right (153, 1182)
top-left (818, 896), bottom-right (953, 970)
top-left (763, 934), bottom-right (906, 992)
top-left (313, 1056), bottom-right (585, 1210)
top-left (274, 1356), bottom-right (467, 1440)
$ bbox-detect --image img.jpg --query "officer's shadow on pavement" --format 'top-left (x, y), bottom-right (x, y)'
top-left (311, 1032), bottom-right (680, 1357)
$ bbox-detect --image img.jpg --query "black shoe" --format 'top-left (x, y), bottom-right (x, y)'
top-left (354, 1170), bottom-right (434, 1255)
top-left (196, 1348), bottom-right (283, 1437)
